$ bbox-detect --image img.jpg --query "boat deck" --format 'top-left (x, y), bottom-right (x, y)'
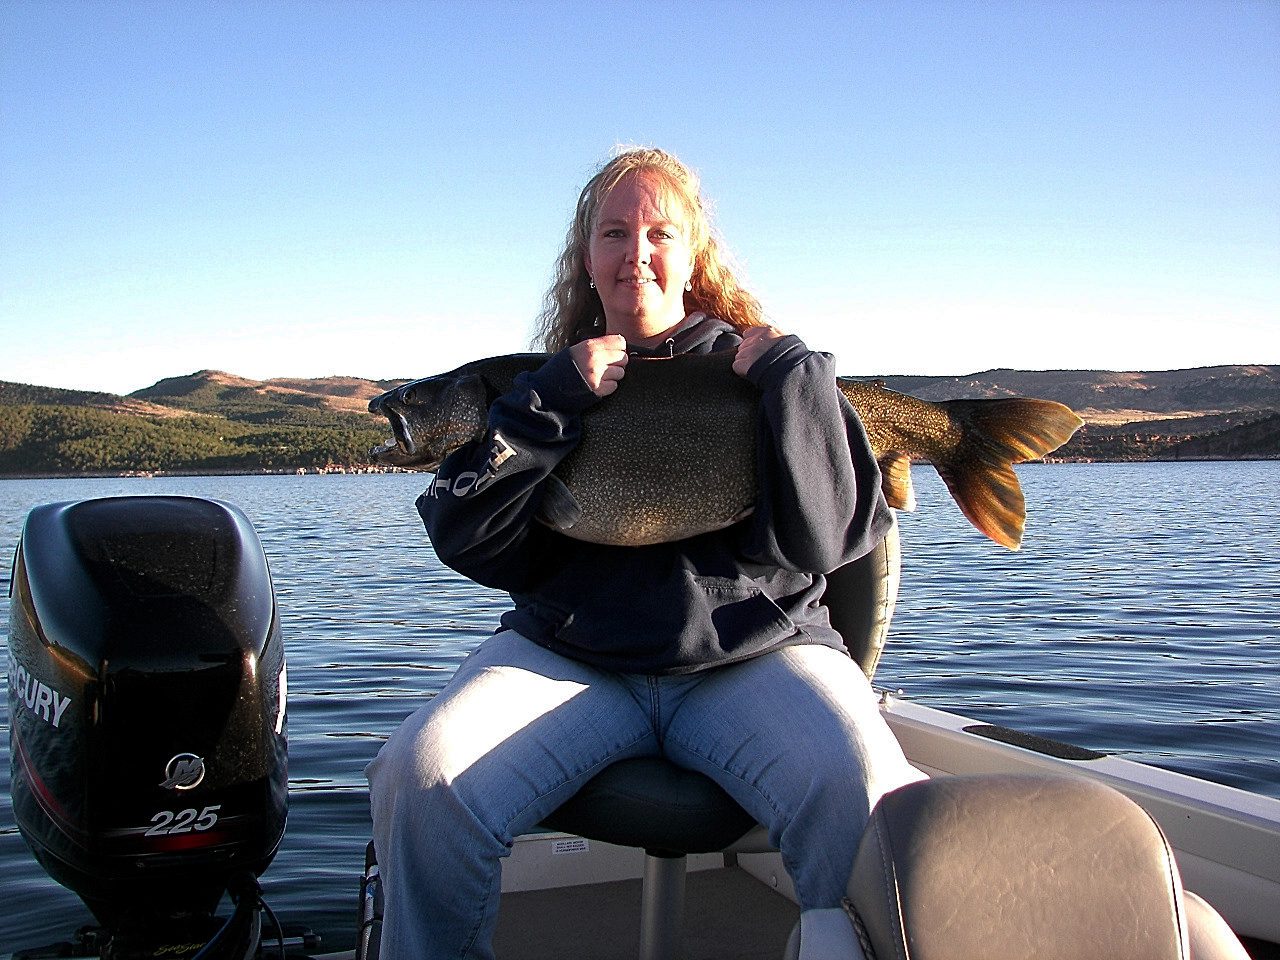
top-left (493, 866), bottom-right (799, 960)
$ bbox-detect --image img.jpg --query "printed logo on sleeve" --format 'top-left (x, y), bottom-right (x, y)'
top-left (427, 431), bottom-right (517, 499)
top-left (486, 432), bottom-right (517, 473)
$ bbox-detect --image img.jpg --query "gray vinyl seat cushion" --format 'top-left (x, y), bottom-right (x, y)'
top-left (838, 774), bottom-right (1249, 960)
top-left (539, 755), bottom-right (757, 855)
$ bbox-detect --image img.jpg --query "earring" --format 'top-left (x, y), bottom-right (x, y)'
top-left (684, 281), bottom-right (693, 292)
top-left (588, 278), bottom-right (596, 289)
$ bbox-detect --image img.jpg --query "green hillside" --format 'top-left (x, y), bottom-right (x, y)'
top-left (0, 381), bottom-right (123, 407)
top-left (0, 368), bottom-right (399, 475)
top-left (0, 397), bottom-right (386, 476)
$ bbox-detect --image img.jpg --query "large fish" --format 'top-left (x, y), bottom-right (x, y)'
top-left (368, 352), bottom-right (1082, 550)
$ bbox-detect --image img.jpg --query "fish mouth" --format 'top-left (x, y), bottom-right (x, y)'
top-left (368, 408), bottom-right (441, 471)
top-left (368, 407), bottom-right (412, 460)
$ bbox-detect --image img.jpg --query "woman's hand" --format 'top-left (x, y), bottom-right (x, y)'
top-left (732, 325), bottom-right (787, 377)
top-left (570, 334), bottom-right (629, 397)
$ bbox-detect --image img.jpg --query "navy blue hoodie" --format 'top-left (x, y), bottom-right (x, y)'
top-left (417, 314), bottom-right (892, 675)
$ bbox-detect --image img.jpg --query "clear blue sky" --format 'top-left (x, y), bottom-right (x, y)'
top-left (2, 0), bottom-right (1277, 395)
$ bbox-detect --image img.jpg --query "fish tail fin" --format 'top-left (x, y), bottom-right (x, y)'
top-left (939, 399), bottom-right (1083, 550)
top-left (878, 452), bottom-right (917, 512)
top-left (936, 459), bottom-right (1026, 550)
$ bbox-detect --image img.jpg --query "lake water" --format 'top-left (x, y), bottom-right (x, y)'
top-left (1, 464), bottom-right (1277, 952)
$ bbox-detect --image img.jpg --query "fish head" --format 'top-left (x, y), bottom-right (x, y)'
top-left (368, 373), bottom-right (489, 470)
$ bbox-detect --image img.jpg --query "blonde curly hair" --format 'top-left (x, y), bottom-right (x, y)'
top-left (533, 147), bottom-right (764, 351)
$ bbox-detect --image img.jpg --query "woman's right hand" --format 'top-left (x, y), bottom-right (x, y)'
top-left (570, 334), bottom-right (629, 397)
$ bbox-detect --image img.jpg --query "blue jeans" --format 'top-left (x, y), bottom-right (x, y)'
top-left (365, 631), bottom-right (922, 959)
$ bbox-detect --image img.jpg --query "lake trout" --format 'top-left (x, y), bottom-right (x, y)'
top-left (368, 352), bottom-right (1082, 550)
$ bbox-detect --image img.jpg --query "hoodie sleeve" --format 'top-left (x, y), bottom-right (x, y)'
top-left (416, 349), bottom-right (597, 590)
top-left (739, 335), bottom-right (893, 573)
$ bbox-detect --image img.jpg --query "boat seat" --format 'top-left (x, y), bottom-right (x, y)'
top-left (538, 518), bottom-right (902, 960)
top-left (785, 773), bottom-right (1249, 960)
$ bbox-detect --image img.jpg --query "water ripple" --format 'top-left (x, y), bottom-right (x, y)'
top-left (1, 466), bottom-right (1277, 950)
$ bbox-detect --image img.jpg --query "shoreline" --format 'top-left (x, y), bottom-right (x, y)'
top-left (0, 465), bottom-right (419, 480)
top-left (2, 456), bottom-right (1277, 481)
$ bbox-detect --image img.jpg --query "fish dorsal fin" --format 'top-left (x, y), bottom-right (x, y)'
top-left (878, 452), bottom-right (917, 512)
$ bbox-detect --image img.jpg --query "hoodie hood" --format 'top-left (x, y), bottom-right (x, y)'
top-left (626, 312), bottom-right (742, 358)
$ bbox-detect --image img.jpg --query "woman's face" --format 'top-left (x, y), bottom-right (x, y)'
top-left (584, 172), bottom-right (696, 346)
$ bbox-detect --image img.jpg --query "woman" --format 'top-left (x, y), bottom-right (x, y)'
top-left (366, 148), bottom-right (922, 959)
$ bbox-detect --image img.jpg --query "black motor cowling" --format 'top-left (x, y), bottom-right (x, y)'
top-left (6, 495), bottom-right (287, 947)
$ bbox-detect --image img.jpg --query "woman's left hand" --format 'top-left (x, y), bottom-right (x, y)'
top-left (732, 324), bottom-right (787, 377)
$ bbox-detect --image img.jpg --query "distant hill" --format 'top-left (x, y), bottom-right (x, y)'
top-left (859, 365), bottom-right (1280, 462)
top-left (1169, 413), bottom-right (1280, 460)
top-left (1059, 409), bottom-right (1279, 461)
top-left (0, 380), bottom-right (193, 419)
top-left (1, 364), bottom-right (1276, 476)
top-left (869, 365), bottom-right (1280, 422)
top-left (263, 375), bottom-right (406, 406)
top-left (0, 370), bottom-right (394, 476)
top-left (131, 369), bottom-right (408, 425)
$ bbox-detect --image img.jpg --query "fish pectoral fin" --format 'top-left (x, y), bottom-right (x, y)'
top-left (878, 453), bottom-right (917, 512)
top-left (536, 475), bottom-right (583, 532)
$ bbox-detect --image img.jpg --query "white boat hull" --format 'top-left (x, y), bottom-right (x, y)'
top-left (879, 695), bottom-right (1280, 947)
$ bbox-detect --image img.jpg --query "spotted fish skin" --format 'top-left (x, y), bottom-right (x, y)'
top-left (834, 379), bottom-right (1082, 548)
top-left (369, 352), bottom-right (1082, 549)
top-left (554, 355), bottom-right (758, 546)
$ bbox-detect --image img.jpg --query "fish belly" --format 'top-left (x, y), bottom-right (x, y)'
top-left (553, 356), bottom-right (759, 546)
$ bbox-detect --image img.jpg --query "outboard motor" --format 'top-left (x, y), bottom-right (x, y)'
top-left (7, 496), bottom-right (288, 958)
